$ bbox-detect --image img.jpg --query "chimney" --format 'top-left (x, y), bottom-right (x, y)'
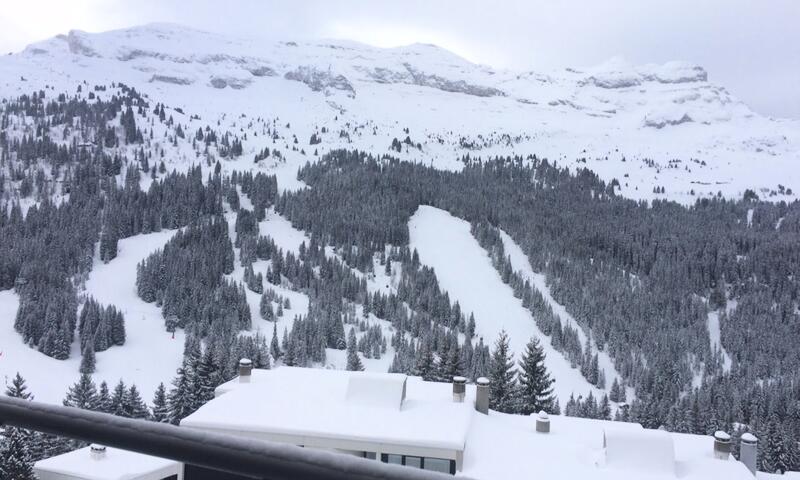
top-left (535, 411), bottom-right (550, 433)
top-left (713, 430), bottom-right (731, 460)
top-left (90, 444), bottom-right (106, 461)
top-left (452, 376), bottom-right (466, 403)
top-left (740, 433), bottom-right (758, 476)
top-left (475, 377), bottom-right (489, 414)
top-left (239, 358), bottom-right (253, 383)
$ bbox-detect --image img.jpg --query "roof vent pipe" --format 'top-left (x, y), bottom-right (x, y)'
top-left (452, 376), bottom-right (466, 403)
top-left (475, 377), bottom-right (490, 414)
top-left (713, 430), bottom-right (731, 460)
top-left (90, 444), bottom-right (106, 461)
top-left (739, 433), bottom-right (758, 476)
top-left (239, 358), bottom-right (253, 383)
top-left (535, 411), bottom-right (550, 433)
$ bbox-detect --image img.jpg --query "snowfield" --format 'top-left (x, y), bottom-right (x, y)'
top-left (497, 229), bottom-right (625, 396)
top-left (409, 205), bottom-right (607, 403)
top-left (259, 208), bottom-right (310, 256)
top-left (0, 230), bottom-right (181, 404)
top-left (0, 201), bottom-right (399, 404)
top-left (706, 309), bottom-right (733, 373)
top-left (82, 229), bottom-right (185, 403)
top-left (0, 23), bottom-right (797, 204)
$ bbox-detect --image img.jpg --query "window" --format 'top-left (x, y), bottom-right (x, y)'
top-left (380, 454), bottom-right (456, 475)
top-left (383, 454), bottom-right (403, 465)
top-left (361, 451), bottom-right (376, 460)
top-left (423, 457), bottom-right (454, 474)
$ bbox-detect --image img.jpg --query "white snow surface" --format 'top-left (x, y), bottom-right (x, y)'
top-left (464, 402), bottom-right (753, 480)
top-left (706, 309), bottom-right (733, 372)
top-left (409, 205), bottom-right (607, 402)
top-left (83, 230), bottom-right (186, 401)
top-left (260, 207), bottom-right (309, 255)
top-left (497, 228), bottom-right (624, 392)
top-left (344, 371), bottom-right (407, 409)
top-left (0, 230), bottom-right (184, 404)
top-left (186, 366), bottom-right (755, 480)
top-left (183, 367), bottom-right (473, 451)
top-left (603, 428), bottom-right (675, 473)
top-left (0, 205), bottom-right (397, 404)
top-left (0, 23), bottom-right (797, 203)
top-left (34, 446), bottom-right (181, 480)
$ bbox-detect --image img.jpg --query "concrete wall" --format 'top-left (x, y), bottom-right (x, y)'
top-left (183, 425), bottom-right (463, 471)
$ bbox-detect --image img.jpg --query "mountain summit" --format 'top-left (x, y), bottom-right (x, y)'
top-left (1, 23), bottom-right (797, 200)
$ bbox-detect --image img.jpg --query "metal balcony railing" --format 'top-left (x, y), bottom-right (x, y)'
top-left (0, 396), bottom-right (464, 480)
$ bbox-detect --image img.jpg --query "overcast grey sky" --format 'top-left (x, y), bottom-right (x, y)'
top-left (1, 0), bottom-right (798, 118)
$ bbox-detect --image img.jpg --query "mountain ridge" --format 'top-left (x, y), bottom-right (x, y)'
top-left (1, 22), bottom-right (798, 202)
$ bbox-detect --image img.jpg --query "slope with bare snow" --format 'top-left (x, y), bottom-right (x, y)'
top-left (408, 205), bottom-right (606, 402)
top-left (497, 229), bottom-right (625, 395)
top-left (0, 230), bottom-right (181, 403)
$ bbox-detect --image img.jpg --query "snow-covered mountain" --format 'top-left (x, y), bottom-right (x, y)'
top-left (1, 23), bottom-right (797, 202)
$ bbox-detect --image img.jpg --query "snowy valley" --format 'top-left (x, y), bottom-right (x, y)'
top-left (0, 22), bottom-right (799, 478)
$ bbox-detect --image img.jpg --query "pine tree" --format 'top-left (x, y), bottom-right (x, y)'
top-left (466, 313), bottom-right (476, 338)
top-left (517, 337), bottom-right (557, 414)
top-left (63, 374), bottom-right (99, 410)
top-left (99, 217), bottom-right (119, 263)
top-left (53, 328), bottom-right (71, 360)
top-left (599, 394), bottom-right (612, 420)
top-left (151, 383), bottom-right (169, 423)
top-left (5, 372), bottom-right (32, 400)
top-left (270, 323), bottom-right (282, 361)
top-left (346, 328), bottom-right (364, 371)
top-left (762, 417), bottom-right (788, 473)
top-left (609, 377), bottom-right (626, 403)
top-left (97, 381), bottom-right (112, 413)
top-left (167, 363), bottom-right (196, 424)
top-left (413, 338), bottom-right (436, 381)
top-left (111, 380), bottom-right (127, 417)
top-left (260, 293), bottom-right (274, 321)
top-left (80, 344), bottom-right (96, 374)
top-left (110, 310), bottom-right (126, 346)
top-left (195, 347), bottom-right (221, 405)
top-left (0, 428), bottom-right (36, 480)
top-left (125, 385), bottom-right (150, 419)
top-left (489, 330), bottom-right (517, 413)
top-left (785, 431), bottom-right (800, 473)
top-left (438, 340), bottom-right (463, 381)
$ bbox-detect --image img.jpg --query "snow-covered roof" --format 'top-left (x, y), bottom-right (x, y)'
top-left (182, 367), bottom-right (473, 452)
top-left (184, 367), bottom-right (758, 480)
top-left (33, 446), bottom-right (181, 480)
top-left (603, 428), bottom-right (675, 474)
top-left (344, 371), bottom-right (407, 409)
top-left (464, 413), bottom-right (755, 480)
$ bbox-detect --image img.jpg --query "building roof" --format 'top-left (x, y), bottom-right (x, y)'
top-left (183, 366), bottom-right (757, 480)
top-left (604, 428), bottom-right (676, 473)
top-left (33, 446), bottom-right (181, 480)
top-left (463, 412), bottom-right (755, 480)
top-left (182, 367), bottom-right (473, 452)
top-left (344, 371), bottom-right (407, 409)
